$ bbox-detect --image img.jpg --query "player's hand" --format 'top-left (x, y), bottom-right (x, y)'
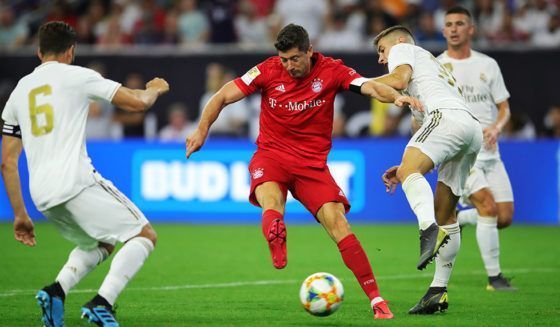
top-left (14, 215), bottom-right (36, 247)
top-left (186, 128), bottom-right (208, 159)
top-left (483, 125), bottom-right (499, 149)
top-left (146, 78), bottom-right (170, 95)
top-left (394, 95), bottom-right (424, 112)
top-left (381, 165), bottom-right (400, 194)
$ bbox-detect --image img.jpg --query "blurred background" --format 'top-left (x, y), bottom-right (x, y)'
top-left (0, 0), bottom-right (558, 224)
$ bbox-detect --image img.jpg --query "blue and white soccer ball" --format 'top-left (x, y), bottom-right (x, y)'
top-left (299, 272), bottom-right (344, 317)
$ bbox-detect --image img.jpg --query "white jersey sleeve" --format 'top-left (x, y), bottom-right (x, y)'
top-left (388, 43), bottom-right (416, 73)
top-left (81, 68), bottom-right (121, 102)
top-left (489, 60), bottom-right (510, 104)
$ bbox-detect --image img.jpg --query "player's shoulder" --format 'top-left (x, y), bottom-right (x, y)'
top-left (318, 53), bottom-right (345, 68)
top-left (436, 51), bottom-right (449, 61)
top-left (471, 50), bottom-right (499, 66)
top-left (66, 64), bottom-right (101, 78)
top-left (258, 56), bottom-right (284, 74)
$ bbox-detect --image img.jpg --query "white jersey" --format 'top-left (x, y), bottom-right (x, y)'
top-left (388, 43), bottom-right (472, 119)
top-left (437, 50), bottom-right (510, 161)
top-left (1, 61), bottom-right (121, 211)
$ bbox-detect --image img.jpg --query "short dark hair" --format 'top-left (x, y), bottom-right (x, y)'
top-left (274, 24), bottom-right (310, 52)
top-left (373, 25), bottom-right (415, 47)
top-left (446, 6), bottom-right (472, 18)
top-left (38, 21), bottom-right (76, 56)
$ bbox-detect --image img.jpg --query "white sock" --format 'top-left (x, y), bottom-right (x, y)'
top-left (476, 216), bottom-right (501, 277)
top-left (402, 173), bottom-right (436, 230)
top-left (457, 208), bottom-right (478, 226)
top-left (430, 222), bottom-right (461, 288)
top-left (56, 247), bottom-right (109, 295)
top-left (98, 237), bottom-right (154, 305)
top-left (371, 296), bottom-right (385, 306)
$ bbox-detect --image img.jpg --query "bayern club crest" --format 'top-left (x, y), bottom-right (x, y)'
top-left (252, 168), bottom-right (264, 179)
top-left (311, 78), bottom-right (323, 93)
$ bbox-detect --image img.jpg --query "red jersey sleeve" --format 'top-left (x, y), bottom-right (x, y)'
top-left (333, 60), bottom-right (363, 91)
top-left (234, 62), bottom-right (268, 96)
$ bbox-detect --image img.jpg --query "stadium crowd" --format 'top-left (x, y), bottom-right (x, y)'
top-left (0, 0), bottom-right (559, 140)
top-left (1, 0), bottom-right (559, 49)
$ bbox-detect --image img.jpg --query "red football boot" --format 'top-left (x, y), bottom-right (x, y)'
top-left (373, 299), bottom-right (394, 319)
top-left (266, 218), bottom-right (287, 269)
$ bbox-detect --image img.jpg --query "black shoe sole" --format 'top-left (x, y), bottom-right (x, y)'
top-left (409, 301), bottom-right (449, 314)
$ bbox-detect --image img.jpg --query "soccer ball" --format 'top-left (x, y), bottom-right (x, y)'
top-left (299, 272), bottom-right (344, 317)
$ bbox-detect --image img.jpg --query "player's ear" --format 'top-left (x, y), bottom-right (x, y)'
top-left (307, 45), bottom-right (313, 56)
top-left (37, 48), bottom-right (43, 61)
top-left (469, 24), bottom-right (475, 37)
top-left (67, 45), bottom-right (76, 63)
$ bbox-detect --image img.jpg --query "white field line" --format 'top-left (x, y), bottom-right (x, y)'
top-left (0, 267), bottom-right (557, 298)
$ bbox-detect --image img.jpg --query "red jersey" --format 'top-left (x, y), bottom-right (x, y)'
top-left (234, 52), bottom-right (362, 168)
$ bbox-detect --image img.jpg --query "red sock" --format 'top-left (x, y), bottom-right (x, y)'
top-left (337, 234), bottom-right (380, 301)
top-left (262, 209), bottom-right (283, 237)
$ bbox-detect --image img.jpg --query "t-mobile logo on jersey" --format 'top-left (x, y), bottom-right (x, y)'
top-left (268, 98), bottom-right (277, 109)
top-left (267, 97), bottom-right (326, 112)
top-left (287, 99), bottom-right (326, 112)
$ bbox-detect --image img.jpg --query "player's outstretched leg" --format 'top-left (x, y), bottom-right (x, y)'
top-left (37, 246), bottom-right (111, 327)
top-left (318, 203), bottom-right (393, 319)
top-left (81, 226), bottom-right (156, 326)
top-left (262, 209), bottom-right (287, 269)
top-left (338, 234), bottom-right (393, 319)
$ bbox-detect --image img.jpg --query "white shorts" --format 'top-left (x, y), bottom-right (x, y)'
top-left (407, 109), bottom-right (483, 196)
top-left (461, 158), bottom-right (514, 204)
top-left (42, 173), bottom-right (149, 250)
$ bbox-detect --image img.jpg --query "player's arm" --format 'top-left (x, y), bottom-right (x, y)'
top-left (484, 100), bottom-right (511, 147)
top-left (373, 65), bottom-right (413, 91)
top-left (357, 78), bottom-right (423, 111)
top-left (111, 78), bottom-right (169, 112)
top-left (381, 165), bottom-right (400, 194)
top-left (1, 135), bottom-right (36, 246)
top-left (186, 81), bottom-right (246, 158)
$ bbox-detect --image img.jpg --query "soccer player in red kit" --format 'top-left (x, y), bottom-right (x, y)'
top-left (186, 24), bottom-right (421, 319)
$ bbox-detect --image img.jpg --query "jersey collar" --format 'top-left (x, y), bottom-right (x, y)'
top-left (34, 61), bottom-right (59, 71)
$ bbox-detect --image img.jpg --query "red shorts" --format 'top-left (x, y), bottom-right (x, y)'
top-left (248, 150), bottom-right (350, 216)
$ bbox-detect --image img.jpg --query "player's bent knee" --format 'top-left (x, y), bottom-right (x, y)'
top-left (477, 197), bottom-right (498, 217)
top-left (136, 224), bottom-right (158, 247)
top-left (99, 242), bottom-right (115, 254)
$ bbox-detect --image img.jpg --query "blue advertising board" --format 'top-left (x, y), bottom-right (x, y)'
top-left (0, 139), bottom-right (558, 224)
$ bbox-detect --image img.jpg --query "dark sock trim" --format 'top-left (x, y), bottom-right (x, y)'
top-left (92, 294), bottom-right (113, 309)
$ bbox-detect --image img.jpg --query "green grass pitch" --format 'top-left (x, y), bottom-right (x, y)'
top-left (1, 223), bottom-right (559, 326)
